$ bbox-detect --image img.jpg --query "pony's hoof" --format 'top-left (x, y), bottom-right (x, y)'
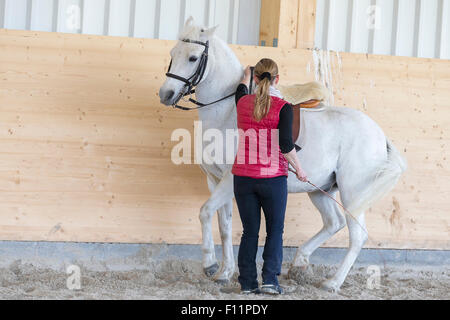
top-left (203, 263), bottom-right (219, 277)
top-left (287, 265), bottom-right (313, 284)
top-left (320, 279), bottom-right (340, 293)
top-left (214, 278), bottom-right (229, 286)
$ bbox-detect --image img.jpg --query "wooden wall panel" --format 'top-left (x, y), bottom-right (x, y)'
top-left (259, 0), bottom-right (316, 49)
top-left (296, 0), bottom-right (317, 49)
top-left (0, 29), bottom-right (449, 249)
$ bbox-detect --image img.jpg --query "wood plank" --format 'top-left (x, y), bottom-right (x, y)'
top-left (260, 0), bottom-right (317, 49)
top-left (278, 0), bottom-right (299, 48)
top-left (296, 0), bottom-right (317, 49)
top-left (0, 29), bottom-right (449, 249)
top-left (259, 0), bottom-right (281, 47)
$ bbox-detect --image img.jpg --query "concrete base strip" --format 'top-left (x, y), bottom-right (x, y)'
top-left (0, 241), bottom-right (448, 271)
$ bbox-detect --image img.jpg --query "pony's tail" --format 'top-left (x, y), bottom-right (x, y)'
top-left (346, 137), bottom-right (408, 218)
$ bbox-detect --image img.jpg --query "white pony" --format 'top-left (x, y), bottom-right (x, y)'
top-left (159, 17), bottom-right (407, 292)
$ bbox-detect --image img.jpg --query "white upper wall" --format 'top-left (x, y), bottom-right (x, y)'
top-left (1, 0), bottom-right (448, 59)
top-left (315, 0), bottom-right (450, 59)
top-left (0, 0), bottom-right (261, 45)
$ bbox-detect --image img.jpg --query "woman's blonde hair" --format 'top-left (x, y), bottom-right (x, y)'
top-left (253, 58), bottom-right (279, 121)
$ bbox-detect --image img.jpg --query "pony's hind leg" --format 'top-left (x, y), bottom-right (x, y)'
top-left (320, 166), bottom-right (370, 291)
top-left (321, 212), bottom-right (367, 292)
top-left (213, 199), bottom-right (235, 284)
top-left (290, 186), bottom-right (346, 271)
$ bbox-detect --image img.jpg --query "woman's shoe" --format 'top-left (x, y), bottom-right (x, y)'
top-left (241, 287), bottom-right (261, 295)
top-left (261, 284), bottom-right (284, 295)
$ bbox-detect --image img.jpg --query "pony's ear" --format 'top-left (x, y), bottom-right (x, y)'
top-left (184, 16), bottom-right (195, 28)
top-left (200, 25), bottom-right (219, 37)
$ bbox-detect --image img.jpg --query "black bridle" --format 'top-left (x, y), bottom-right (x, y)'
top-left (165, 39), bottom-right (235, 111)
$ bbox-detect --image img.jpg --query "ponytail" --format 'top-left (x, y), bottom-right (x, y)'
top-left (252, 58), bottom-right (279, 122)
top-left (253, 77), bottom-right (271, 121)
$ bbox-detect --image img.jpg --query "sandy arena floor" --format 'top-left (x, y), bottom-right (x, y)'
top-left (0, 259), bottom-right (448, 300)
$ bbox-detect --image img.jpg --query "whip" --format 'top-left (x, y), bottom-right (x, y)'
top-left (288, 167), bottom-right (355, 219)
top-left (288, 167), bottom-right (387, 269)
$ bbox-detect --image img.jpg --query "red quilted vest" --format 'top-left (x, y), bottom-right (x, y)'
top-left (232, 94), bottom-right (289, 178)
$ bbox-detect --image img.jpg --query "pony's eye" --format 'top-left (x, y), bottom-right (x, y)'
top-left (189, 56), bottom-right (198, 62)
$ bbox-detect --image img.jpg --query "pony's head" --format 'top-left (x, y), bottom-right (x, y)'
top-left (159, 16), bottom-right (218, 106)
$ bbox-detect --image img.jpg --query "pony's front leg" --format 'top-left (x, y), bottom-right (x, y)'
top-left (199, 171), bottom-right (234, 278)
top-left (214, 199), bottom-right (235, 284)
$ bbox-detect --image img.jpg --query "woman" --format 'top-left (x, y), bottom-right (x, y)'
top-left (232, 58), bottom-right (308, 295)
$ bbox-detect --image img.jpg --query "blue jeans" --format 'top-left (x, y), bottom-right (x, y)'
top-left (233, 175), bottom-right (288, 290)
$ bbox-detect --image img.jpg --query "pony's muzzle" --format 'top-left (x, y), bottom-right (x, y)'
top-left (159, 88), bottom-right (175, 106)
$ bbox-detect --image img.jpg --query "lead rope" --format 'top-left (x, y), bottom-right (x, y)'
top-left (288, 167), bottom-right (387, 272)
top-left (249, 66), bottom-right (254, 94)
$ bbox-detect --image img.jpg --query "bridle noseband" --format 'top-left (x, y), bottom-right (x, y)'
top-left (165, 38), bottom-right (235, 111)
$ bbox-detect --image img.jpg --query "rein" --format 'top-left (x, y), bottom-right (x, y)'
top-left (165, 38), bottom-right (235, 111)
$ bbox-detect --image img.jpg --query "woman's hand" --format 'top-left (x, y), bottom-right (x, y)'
top-left (243, 65), bottom-right (252, 79)
top-left (296, 168), bottom-right (308, 182)
top-left (240, 65), bottom-right (252, 88)
top-left (283, 148), bottom-right (308, 182)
